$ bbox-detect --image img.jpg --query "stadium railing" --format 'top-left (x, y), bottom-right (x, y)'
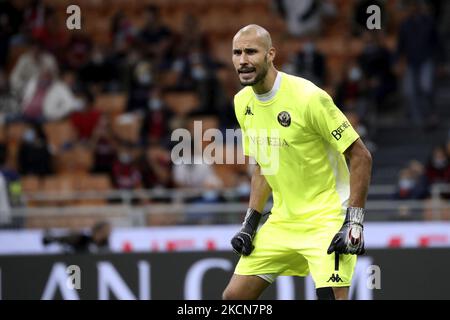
top-left (3, 184), bottom-right (448, 228)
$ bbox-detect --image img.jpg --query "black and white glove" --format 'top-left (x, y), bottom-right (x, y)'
top-left (231, 208), bottom-right (262, 256)
top-left (327, 207), bottom-right (365, 255)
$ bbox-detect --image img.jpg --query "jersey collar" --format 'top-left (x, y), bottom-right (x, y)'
top-left (254, 71), bottom-right (281, 103)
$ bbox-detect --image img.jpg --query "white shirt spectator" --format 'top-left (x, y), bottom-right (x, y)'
top-left (173, 155), bottom-right (223, 188)
top-left (10, 51), bottom-right (58, 99)
top-left (22, 75), bottom-right (77, 121)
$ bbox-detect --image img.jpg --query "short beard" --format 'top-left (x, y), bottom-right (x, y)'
top-left (239, 57), bottom-right (269, 87)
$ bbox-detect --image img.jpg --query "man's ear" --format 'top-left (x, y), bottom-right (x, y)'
top-left (267, 47), bottom-right (276, 63)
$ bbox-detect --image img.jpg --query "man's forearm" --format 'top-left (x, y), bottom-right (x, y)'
top-left (345, 140), bottom-right (372, 208)
top-left (248, 165), bottom-right (272, 212)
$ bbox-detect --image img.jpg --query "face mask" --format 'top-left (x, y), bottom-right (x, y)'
top-left (172, 59), bottom-right (184, 72)
top-left (349, 67), bottom-right (362, 81)
top-left (202, 189), bottom-right (219, 201)
top-left (138, 73), bottom-right (152, 85)
top-left (236, 181), bottom-right (251, 196)
top-left (432, 158), bottom-right (448, 170)
top-left (73, 98), bottom-right (86, 111)
top-left (148, 98), bottom-right (163, 111)
top-left (303, 42), bottom-right (315, 54)
top-left (191, 66), bottom-right (206, 80)
top-left (399, 178), bottom-right (414, 190)
top-left (23, 129), bottom-right (36, 143)
top-left (119, 153), bottom-right (132, 164)
top-left (92, 52), bottom-right (104, 64)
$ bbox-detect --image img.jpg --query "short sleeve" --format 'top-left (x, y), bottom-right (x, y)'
top-left (306, 89), bottom-right (359, 153)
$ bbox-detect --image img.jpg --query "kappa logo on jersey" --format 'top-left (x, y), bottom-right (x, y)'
top-left (327, 273), bottom-right (343, 283)
top-left (331, 121), bottom-right (350, 140)
top-left (244, 106), bottom-right (254, 116)
top-left (277, 111), bottom-right (291, 127)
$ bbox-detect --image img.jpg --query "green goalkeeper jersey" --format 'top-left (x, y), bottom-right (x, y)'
top-left (234, 72), bottom-right (359, 225)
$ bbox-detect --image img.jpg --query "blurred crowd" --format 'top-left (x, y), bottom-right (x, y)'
top-left (395, 137), bottom-right (450, 200)
top-left (0, 0), bottom-right (448, 225)
top-left (0, 1), bottom-right (238, 201)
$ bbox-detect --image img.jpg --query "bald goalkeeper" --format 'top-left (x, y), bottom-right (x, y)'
top-left (222, 25), bottom-right (372, 300)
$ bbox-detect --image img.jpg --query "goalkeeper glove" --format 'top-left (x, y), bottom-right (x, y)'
top-left (327, 207), bottom-right (365, 255)
top-left (231, 208), bottom-right (262, 256)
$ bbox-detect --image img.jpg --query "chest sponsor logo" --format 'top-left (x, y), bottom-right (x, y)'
top-left (248, 135), bottom-right (289, 147)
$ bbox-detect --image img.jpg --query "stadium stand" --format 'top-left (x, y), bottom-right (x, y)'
top-left (0, 0), bottom-right (449, 229)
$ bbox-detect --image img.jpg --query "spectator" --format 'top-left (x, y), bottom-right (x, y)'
top-left (0, 0), bottom-right (24, 68)
top-left (21, 65), bottom-right (77, 122)
top-left (17, 123), bottom-right (53, 176)
top-left (425, 145), bottom-right (450, 184)
top-left (111, 12), bottom-right (137, 51)
top-left (70, 89), bottom-right (101, 141)
top-left (171, 42), bottom-right (226, 115)
top-left (139, 144), bottom-right (173, 190)
top-left (90, 115), bottom-right (118, 175)
top-left (44, 69), bottom-right (79, 121)
top-left (126, 55), bottom-right (155, 112)
top-left (32, 7), bottom-right (68, 60)
top-left (43, 221), bottom-right (112, 254)
top-left (111, 144), bottom-right (142, 190)
top-left (0, 70), bottom-right (21, 117)
top-left (138, 5), bottom-right (173, 64)
top-left (64, 31), bottom-right (92, 70)
top-left (173, 145), bottom-right (224, 224)
top-left (140, 86), bottom-right (173, 145)
top-left (335, 63), bottom-right (369, 118)
top-left (177, 14), bottom-right (208, 56)
top-left (23, 0), bottom-right (47, 40)
top-left (283, 38), bottom-right (326, 86)
top-left (397, 0), bottom-right (441, 127)
top-left (79, 45), bottom-right (116, 91)
top-left (9, 40), bottom-right (58, 99)
top-left (173, 145), bottom-right (223, 192)
top-left (394, 160), bottom-right (429, 199)
top-left (358, 31), bottom-right (397, 112)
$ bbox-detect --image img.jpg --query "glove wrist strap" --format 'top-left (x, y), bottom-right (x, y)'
top-left (345, 207), bottom-right (365, 226)
top-left (242, 208), bottom-right (262, 233)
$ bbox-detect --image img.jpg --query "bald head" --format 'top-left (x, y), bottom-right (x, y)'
top-left (232, 24), bottom-right (276, 89)
top-left (233, 24), bottom-right (272, 51)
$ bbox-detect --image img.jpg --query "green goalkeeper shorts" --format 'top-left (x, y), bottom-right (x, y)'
top-left (234, 218), bottom-right (357, 288)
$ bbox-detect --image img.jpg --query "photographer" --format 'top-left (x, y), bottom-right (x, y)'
top-left (42, 221), bottom-right (112, 254)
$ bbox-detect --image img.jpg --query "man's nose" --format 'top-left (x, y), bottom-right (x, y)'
top-left (239, 53), bottom-right (249, 65)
